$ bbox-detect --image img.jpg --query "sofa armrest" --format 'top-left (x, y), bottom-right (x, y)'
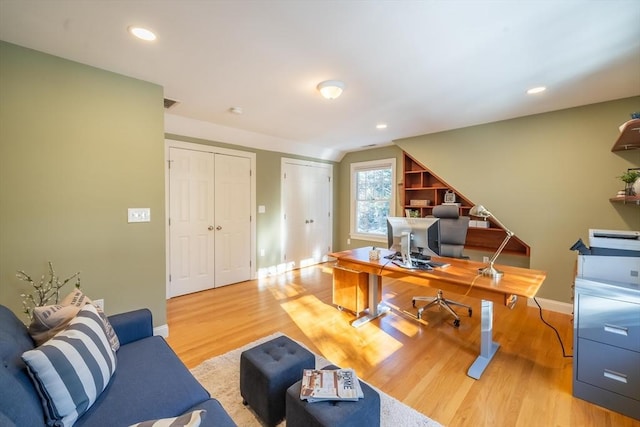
top-left (108, 309), bottom-right (153, 346)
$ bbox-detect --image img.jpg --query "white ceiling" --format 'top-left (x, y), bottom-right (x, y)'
top-left (1, 0), bottom-right (639, 161)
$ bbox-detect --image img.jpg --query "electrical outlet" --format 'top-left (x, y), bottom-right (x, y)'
top-left (483, 256), bottom-right (490, 263)
top-left (260, 248), bottom-right (265, 257)
top-left (93, 299), bottom-right (104, 311)
top-left (347, 238), bottom-right (351, 245)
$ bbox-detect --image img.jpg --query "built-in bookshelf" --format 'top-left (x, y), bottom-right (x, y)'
top-left (402, 152), bottom-right (530, 256)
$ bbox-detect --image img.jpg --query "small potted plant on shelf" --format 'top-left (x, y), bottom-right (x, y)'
top-left (619, 169), bottom-right (640, 196)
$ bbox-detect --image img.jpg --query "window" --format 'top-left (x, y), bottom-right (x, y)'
top-left (350, 158), bottom-right (396, 242)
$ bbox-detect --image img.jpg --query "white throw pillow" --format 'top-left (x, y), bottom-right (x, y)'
top-left (21, 304), bottom-right (117, 427)
top-left (129, 410), bottom-right (206, 427)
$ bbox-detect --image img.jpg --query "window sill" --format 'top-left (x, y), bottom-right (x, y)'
top-left (349, 233), bottom-right (387, 244)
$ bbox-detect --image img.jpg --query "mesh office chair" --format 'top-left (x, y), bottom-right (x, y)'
top-left (413, 204), bottom-right (473, 327)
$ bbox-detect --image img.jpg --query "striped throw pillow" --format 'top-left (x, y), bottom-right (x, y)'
top-left (129, 410), bottom-right (206, 427)
top-left (21, 303), bottom-right (117, 427)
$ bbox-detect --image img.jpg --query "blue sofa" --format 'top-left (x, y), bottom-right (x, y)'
top-left (0, 305), bottom-right (236, 427)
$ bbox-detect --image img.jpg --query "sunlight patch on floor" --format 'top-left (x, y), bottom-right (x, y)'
top-left (280, 294), bottom-right (404, 368)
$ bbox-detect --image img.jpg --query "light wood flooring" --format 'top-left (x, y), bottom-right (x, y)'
top-left (166, 263), bottom-right (639, 427)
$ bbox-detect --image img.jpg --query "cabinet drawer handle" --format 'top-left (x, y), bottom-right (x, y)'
top-left (603, 369), bottom-right (628, 384)
top-left (604, 324), bottom-right (629, 336)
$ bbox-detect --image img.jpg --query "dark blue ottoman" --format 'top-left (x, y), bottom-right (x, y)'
top-left (240, 335), bottom-right (315, 426)
top-left (285, 365), bottom-right (381, 427)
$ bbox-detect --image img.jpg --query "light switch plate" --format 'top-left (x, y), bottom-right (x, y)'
top-left (128, 208), bottom-right (151, 223)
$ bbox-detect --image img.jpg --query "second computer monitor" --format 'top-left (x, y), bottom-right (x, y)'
top-left (386, 216), bottom-right (441, 257)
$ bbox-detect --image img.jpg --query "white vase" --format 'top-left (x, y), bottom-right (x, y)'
top-left (632, 178), bottom-right (640, 196)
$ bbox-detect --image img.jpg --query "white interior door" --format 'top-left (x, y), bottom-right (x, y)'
top-left (307, 166), bottom-right (331, 264)
top-left (168, 147), bottom-right (215, 297)
top-left (282, 159), bottom-right (332, 269)
top-left (214, 154), bottom-right (251, 286)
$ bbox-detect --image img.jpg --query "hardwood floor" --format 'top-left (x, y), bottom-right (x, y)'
top-left (166, 263), bottom-right (639, 427)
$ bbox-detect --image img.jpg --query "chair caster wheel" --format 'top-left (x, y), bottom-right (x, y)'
top-left (468, 308), bottom-right (473, 317)
top-left (412, 300), bottom-right (416, 308)
top-left (453, 319), bottom-right (460, 328)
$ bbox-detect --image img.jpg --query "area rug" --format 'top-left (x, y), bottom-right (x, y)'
top-left (191, 332), bottom-right (443, 427)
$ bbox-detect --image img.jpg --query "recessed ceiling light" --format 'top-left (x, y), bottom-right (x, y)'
top-left (527, 86), bottom-right (546, 95)
top-left (128, 26), bottom-right (156, 41)
top-left (229, 106), bottom-right (243, 115)
top-left (376, 123), bottom-right (388, 130)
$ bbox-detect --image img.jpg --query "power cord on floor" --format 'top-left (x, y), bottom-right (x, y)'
top-left (534, 297), bottom-right (572, 358)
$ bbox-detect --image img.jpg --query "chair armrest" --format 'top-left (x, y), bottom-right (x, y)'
top-left (108, 308), bottom-right (153, 346)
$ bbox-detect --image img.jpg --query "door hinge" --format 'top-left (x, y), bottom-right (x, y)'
top-left (168, 218), bottom-right (171, 226)
top-left (169, 274), bottom-right (172, 282)
top-left (250, 169), bottom-right (252, 177)
top-left (283, 172), bottom-right (287, 179)
top-left (328, 176), bottom-right (331, 183)
top-left (167, 160), bottom-right (173, 169)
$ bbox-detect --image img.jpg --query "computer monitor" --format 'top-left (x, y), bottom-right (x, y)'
top-left (386, 217), bottom-right (440, 267)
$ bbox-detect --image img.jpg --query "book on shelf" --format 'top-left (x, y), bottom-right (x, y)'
top-left (299, 368), bottom-right (364, 403)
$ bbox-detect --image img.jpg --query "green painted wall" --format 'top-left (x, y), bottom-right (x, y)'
top-left (0, 42), bottom-right (167, 325)
top-left (394, 97), bottom-right (640, 303)
top-left (165, 134), bottom-right (339, 271)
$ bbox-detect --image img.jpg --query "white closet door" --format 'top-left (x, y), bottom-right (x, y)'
top-left (282, 159), bottom-right (332, 269)
top-left (168, 147), bottom-right (215, 297)
top-left (214, 154), bottom-right (251, 287)
top-left (168, 147), bottom-right (252, 296)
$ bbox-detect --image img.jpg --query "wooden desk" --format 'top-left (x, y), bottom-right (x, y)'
top-left (329, 247), bottom-right (547, 379)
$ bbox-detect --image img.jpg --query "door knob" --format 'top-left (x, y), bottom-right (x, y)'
top-left (216, 225), bottom-right (222, 230)
top-left (208, 226), bottom-right (214, 231)
top-left (309, 219), bottom-right (314, 223)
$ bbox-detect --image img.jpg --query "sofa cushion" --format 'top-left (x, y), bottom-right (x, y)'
top-left (0, 305), bottom-right (44, 427)
top-left (74, 336), bottom-right (212, 427)
top-left (21, 304), bottom-right (117, 427)
top-left (129, 409), bottom-right (206, 427)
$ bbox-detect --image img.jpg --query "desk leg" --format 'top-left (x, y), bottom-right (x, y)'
top-left (351, 274), bottom-right (390, 328)
top-left (467, 299), bottom-right (500, 379)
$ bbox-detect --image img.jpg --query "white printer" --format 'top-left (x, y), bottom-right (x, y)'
top-left (575, 229), bottom-right (640, 285)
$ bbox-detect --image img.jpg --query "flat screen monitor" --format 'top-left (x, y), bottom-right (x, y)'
top-left (386, 216), bottom-right (440, 260)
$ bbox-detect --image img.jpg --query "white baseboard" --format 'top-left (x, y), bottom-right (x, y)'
top-left (527, 297), bottom-right (573, 315)
top-left (154, 324), bottom-right (169, 338)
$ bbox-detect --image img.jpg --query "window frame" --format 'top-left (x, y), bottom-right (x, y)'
top-left (349, 158), bottom-right (396, 243)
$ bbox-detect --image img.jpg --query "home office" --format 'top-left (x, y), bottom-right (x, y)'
top-left (1, 2), bottom-right (639, 426)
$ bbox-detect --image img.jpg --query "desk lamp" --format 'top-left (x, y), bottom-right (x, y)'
top-left (469, 205), bottom-right (514, 279)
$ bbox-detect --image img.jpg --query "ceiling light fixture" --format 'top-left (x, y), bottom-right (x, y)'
top-left (128, 26), bottom-right (156, 41)
top-left (527, 86), bottom-right (546, 95)
top-left (229, 106), bottom-right (243, 115)
top-left (317, 80), bottom-right (345, 100)
top-left (376, 123), bottom-right (388, 130)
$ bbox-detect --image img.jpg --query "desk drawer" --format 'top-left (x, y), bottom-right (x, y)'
top-left (577, 293), bottom-right (640, 352)
top-left (332, 266), bottom-right (369, 315)
top-left (576, 338), bottom-right (640, 400)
